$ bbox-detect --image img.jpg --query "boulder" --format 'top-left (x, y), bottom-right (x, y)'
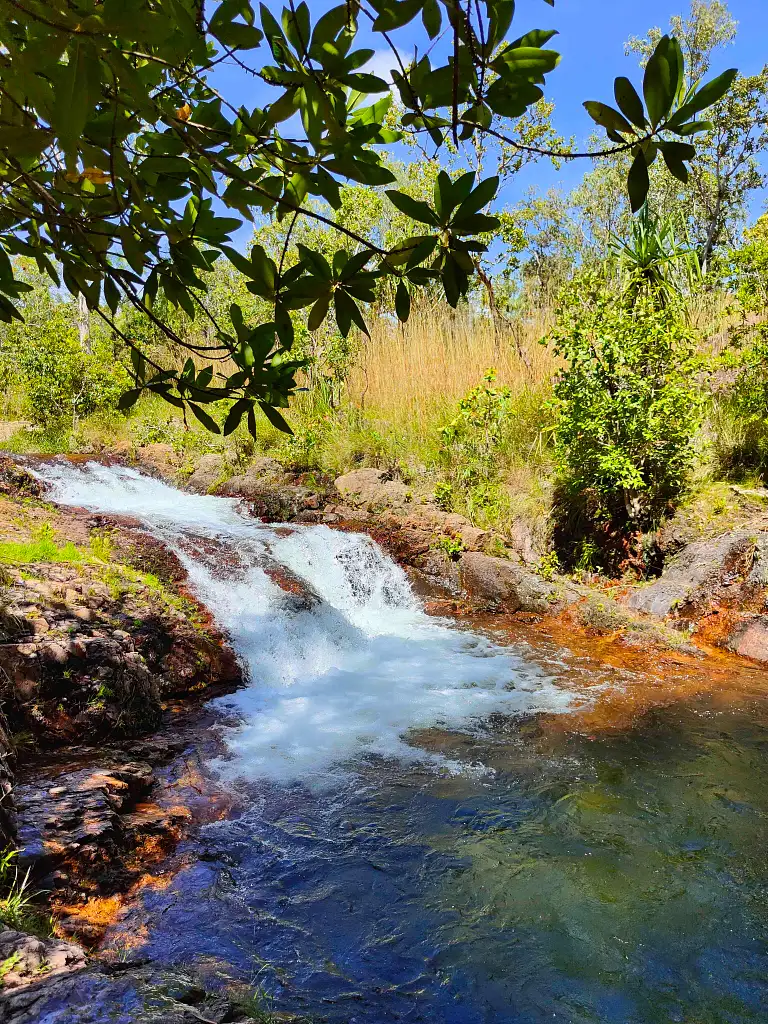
top-left (0, 927), bottom-right (86, 992)
top-left (134, 444), bottom-right (182, 482)
top-left (334, 468), bottom-right (409, 510)
top-left (626, 531), bottom-right (766, 620)
top-left (459, 551), bottom-right (561, 614)
top-left (224, 457), bottom-right (287, 498)
top-left (727, 614), bottom-right (768, 663)
top-left (185, 453), bottom-right (228, 494)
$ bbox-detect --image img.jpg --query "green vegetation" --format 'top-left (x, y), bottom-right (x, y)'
top-left (0, 1), bottom-right (764, 578)
top-left (0, 0), bottom-right (733, 438)
top-left (551, 274), bottom-right (702, 527)
top-left (0, 848), bottom-right (53, 940)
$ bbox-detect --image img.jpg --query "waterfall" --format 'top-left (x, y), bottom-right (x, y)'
top-left (34, 461), bottom-right (573, 786)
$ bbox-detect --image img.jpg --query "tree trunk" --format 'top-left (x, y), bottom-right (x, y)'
top-left (77, 292), bottom-right (91, 353)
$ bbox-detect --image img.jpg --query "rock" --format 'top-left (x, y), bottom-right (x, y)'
top-left (224, 458), bottom-right (287, 499)
top-left (626, 530), bottom-right (764, 620)
top-left (0, 458), bottom-right (42, 499)
top-left (459, 551), bottom-right (562, 614)
top-left (334, 468), bottom-right (409, 510)
top-left (134, 444), bottom-right (182, 482)
top-left (0, 707), bottom-right (15, 848)
top-left (727, 614), bottom-right (768, 663)
top-left (14, 761), bottom-right (156, 876)
top-left (442, 514), bottom-right (488, 552)
top-left (0, 926), bottom-right (86, 991)
top-left (185, 453), bottom-right (228, 494)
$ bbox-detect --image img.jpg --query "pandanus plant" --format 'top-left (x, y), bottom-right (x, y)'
top-left (611, 204), bottom-right (702, 308)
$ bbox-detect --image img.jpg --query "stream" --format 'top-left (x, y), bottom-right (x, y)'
top-left (29, 462), bottom-right (768, 1022)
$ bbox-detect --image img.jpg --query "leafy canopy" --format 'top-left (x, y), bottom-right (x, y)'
top-left (0, 0), bottom-right (736, 434)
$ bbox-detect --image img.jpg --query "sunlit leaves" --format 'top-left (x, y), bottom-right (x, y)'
top-left (584, 34), bottom-right (737, 210)
top-left (0, 1), bottom-right (738, 438)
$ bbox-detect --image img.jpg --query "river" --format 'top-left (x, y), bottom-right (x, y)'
top-left (29, 462), bottom-right (768, 1023)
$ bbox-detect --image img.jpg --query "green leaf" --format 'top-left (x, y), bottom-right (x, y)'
top-left (395, 280), bottom-right (411, 322)
top-left (613, 77), bottom-right (647, 129)
top-left (53, 39), bottom-right (100, 163)
top-left (308, 293), bottom-right (331, 331)
top-left (189, 403), bottom-right (221, 434)
top-left (118, 388), bottom-right (142, 411)
top-left (259, 401), bottom-right (293, 434)
top-left (422, 0), bottom-right (441, 38)
top-left (223, 398), bottom-right (251, 435)
top-left (643, 35), bottom-right (675, 127)
top-left (660, 140), bottom-right (695, 183)
top-left (453, 176), bottom-right (499, 223)
top-left (668, 69), bottom-right (738, 127)
top-left (385, 190), bottom-right (438, 226)
top-left (583, 101), bottom-right (634, 136)
top-left (627, 150), bottom-right (650, 213)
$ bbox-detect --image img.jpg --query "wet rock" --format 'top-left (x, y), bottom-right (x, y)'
top-left (14, 760), bottom-right (156, 875)
top-left (334, 468), bottom-right (409, 510)
top-left (459, 552), bottom-right (564, 614)
top-left (0, 926), bottom-right (86, 992)
top-left (185, 453), bottom-right (229, 494)
top-left (0, 458), bottom-right (43, 499)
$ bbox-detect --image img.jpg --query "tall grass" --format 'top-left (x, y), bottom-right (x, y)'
top-left (348, 307), bottom-right (556, 433)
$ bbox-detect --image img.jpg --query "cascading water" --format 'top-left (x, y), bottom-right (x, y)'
top-left (34, 460), bottom-right (573, 786)
top-left (23, 460), bottom-right (768, 1024)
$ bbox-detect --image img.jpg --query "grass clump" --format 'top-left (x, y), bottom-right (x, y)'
top-left (0, 848), bottom-right (53, 939)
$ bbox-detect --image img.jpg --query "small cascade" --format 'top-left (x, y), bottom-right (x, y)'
top-left (35, 460), bottom-right (573, 786)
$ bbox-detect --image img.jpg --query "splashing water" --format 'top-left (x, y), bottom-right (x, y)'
top-left (34, 460), bottom-right (574, 785)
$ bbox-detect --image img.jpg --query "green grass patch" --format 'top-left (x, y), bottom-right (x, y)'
top-left (0, 535), bottom-right (85, 565)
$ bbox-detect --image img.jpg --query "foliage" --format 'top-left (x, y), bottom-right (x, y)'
top-left (0, 1), bottom-right (733, 434)
top-left (551, 274), bottom-right (703, 525)
top-left (611, 203), bottom-right (702, 307)
top-left (626, 1), bottom-right (768, 265)
top-left (438, 369), bottom-right (513, 490)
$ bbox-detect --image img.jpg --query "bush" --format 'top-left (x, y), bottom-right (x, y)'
top-left (17, 329), bottom-right (131, 428)
top-left (551, 274), bottom-right (702, 527)
top-left (713, 327), bottom-right (768, 478)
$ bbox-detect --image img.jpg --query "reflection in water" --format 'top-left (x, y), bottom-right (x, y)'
top-left (30, 461), bottom-right (768, 1023)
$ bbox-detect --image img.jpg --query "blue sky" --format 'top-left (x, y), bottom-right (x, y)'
top-left (211, 1), bottom-right (768, 243)
top-left (498, 0), bottom-right (768, 205)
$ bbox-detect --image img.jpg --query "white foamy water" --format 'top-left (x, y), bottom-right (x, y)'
top-left (34, 461), bottom-right (574, 784)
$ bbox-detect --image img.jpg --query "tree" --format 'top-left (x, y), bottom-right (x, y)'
top-left (627, 1), bottom-right (768, 268)
top-left (0, 1), bottom-right (736, 435)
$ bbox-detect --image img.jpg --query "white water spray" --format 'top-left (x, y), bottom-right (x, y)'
top-left (35, 461), bottom-right (573, 785)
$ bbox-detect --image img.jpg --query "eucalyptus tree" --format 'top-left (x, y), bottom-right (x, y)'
top-left (0, 0), bottom-right (735, 434)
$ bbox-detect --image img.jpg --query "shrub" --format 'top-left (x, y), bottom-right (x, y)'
top-left (16, 330), bottom-right (131, 429)
top-left (551, 273), bottom-right (702, 527)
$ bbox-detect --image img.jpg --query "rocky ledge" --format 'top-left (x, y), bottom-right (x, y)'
top-left (0, 458), bottom-right (243, 1008)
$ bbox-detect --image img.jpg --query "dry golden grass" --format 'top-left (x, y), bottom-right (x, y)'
top-left (346, 307), bottom-right (557, 432)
